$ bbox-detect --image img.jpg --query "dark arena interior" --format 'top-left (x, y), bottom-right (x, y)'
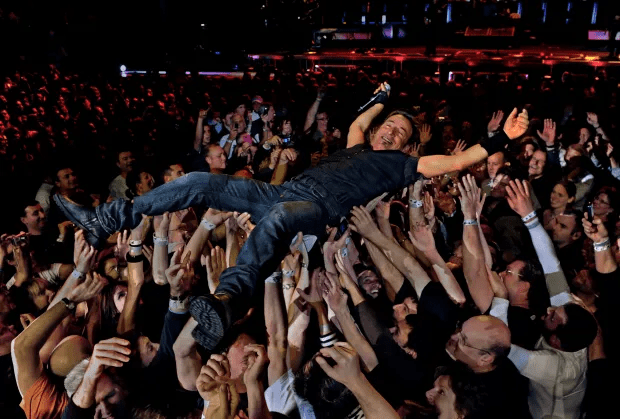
top-left (1, 1), bottom-right (619, 419)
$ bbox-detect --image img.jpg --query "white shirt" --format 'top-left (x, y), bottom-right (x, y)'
top-left (108, 174), bottom-right (130, 201)
top-left (491, 298), bottom-right (587, 419)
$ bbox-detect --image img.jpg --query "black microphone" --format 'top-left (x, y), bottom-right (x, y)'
top-left (358, 84), bottom-right (391, 113)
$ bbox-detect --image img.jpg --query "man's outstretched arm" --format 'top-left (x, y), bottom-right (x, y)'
top-left (417, 108), bottom-right (529, 178)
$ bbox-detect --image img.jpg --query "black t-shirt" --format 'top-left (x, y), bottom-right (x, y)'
top-left (507, 306), bottom-right (542, 350)
top-left (296, 144), bottom-right (420, 217)
top-left (477, 357), bottom-right (532, 419)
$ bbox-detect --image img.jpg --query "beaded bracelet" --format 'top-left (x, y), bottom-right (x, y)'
top-left (153, 234), bottom-right (169, 247)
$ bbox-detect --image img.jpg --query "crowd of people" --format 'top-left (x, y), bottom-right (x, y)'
top-left (0, 62), bottom-right (619, 419)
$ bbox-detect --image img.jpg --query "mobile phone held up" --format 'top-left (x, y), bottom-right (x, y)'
top-left (334, 217), bottom-right (349, 241)
top-left (586, 203), bottom-right (594, 220)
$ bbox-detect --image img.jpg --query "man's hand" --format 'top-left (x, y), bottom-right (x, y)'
top-left (582, 216), bottom-right (609, 243)
top-left (457, 174), bottom-right (484, 220)
top-left (204, 246), bottom-right (227, 293)
top-left (199, 109), bottom-right (209, 120)
top-left (487, 266), bottom-right (508, 299)
top-left (278, 148), bottom-right (298, 165)
top-left (196, 354), bottom-right (232, 399)
top-left (156, 212), bottom-right (171, 238)
top-left (503, 108), bottom-right (529, 140)
top-left (487, 110), bottom-right (504, 133)
top-left (349, 206), bottom-right (382, 241)
top-left (115, 230), bottom-right (130, 264)
top-left (323, 227), bottom-right (351, 274)
top-left (315, 342), bottom-right (364, 388)
top-left (410, 180), bottom-right (425, 201)
top-left (84, 337), bottom-right (131, 381)
top-left (408, 142), bottom-right (421, 158)
top-left (537, 119), bottom-right (556, 146)
top-left (234, 212), bottom-right (255, 235)
top-left (322, 269), bottom-right (348, 314)
top-left (451, 139), bottom-right (467, 156)
top-left (75, 243), bottom-right (97, 275)
top-left (165, 247), bottom-right (192, 297)
top-left (58, 221), bottom-right (74, 239)
top-left (203, 208), bottom-right (234, 227)
top-left (587, 112), bottom-right (600, 128)
top-left (505, 179), bottom-right (535, 218)
top-left (408, 225), bottom-right (436, 254)
top-left (419, 124), bottom-right (432, 145)
top-left (242, 344), bottom-right (268, 386)
top-left (68, 272), bottom-right (107, 303)
top-left (297, 268), bottom-right (324, 308)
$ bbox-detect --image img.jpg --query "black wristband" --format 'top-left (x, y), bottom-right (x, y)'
top-left (373, 90), bottom-right (389, 106)
top-left (480, 130), bottom-right (509, 156)
top-left (126, 253), bottom-right (146, 264)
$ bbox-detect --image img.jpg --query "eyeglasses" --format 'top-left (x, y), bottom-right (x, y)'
top-left (454, 322), bottom-right (491, 355)
top-left (456, 329), bottom-right (491, 355)
top-left (505, 269), bottom-right (523, 278)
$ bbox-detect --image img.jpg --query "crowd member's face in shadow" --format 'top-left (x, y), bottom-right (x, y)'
top-left (94, 373), bottom-right (128, 419)
top-left (425, 375), bottom-right (460, 419)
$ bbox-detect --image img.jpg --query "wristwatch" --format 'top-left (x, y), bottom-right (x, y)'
top-left (61, 298), bottom-right (76, 312)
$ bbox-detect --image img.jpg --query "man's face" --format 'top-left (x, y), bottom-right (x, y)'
top-left (542, 305), bottom-right (568, 332)
top-left (56, 168), bottom-right (78, 192)
top-left (499, 260), bottom-right (527, 302)
top-left (266, 106), bottom-right (276, 122)
top-left (137, 172), bottom-right (155, 195)
top-left (252, 101), bottom-right (262, 112)
top-left (315, 112), bottom-right (329, 133)
top-left (21, 204), bottom-right (46, 232)
top-left (117, 152), bottom-right (135, 173)
top-left (550, 214), bottom-right (579, 248)
top-left (206, 146), bottom-right (227, 171)
top-left (469, 161), bottom-right (487, 183)
top-left (165, 164), bottom-right (185, 183)
top-left (137, 335), bottom-right (160, 367)
top-left (227, 333), bottom-right (256, 381)
top-left (426, 375), bottom-right (459, 419)
top-left (486, 152), bottom-right (505, 179)
top-left (565, 147), bottom-right (582, 162)
top-left (235, 104), bottom-right (247, 116)
top-left (232, 114), bottom-right (246, 132)
top-left (95, 373), bottom-right (128, 419)
top-left (445, 317), bottom-right (491, 369)
top-left (528, 150), bottom-right (546, 177)
top-left (579, 128), bottom-right (590, 144)
top-left (371, 115), bottom-right (412, 151)
top-left (358, 270), bottom-right (382, 298)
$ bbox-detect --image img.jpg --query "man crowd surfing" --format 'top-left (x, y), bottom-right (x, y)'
top-left (0, 63), bottom-right (618, 419)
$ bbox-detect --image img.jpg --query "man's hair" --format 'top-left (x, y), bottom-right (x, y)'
top-left (293, 358), bottom-right (358, 419)
top-left (258, 103), bottom-right (273, 116)
top-left (125, 169), bottom-right (144, 198)
top-left (20, 199), bottom-right (41, 218)
top-left (520, 260), bottom-right (551, 319)
top-left (555, 303), bottom-right (598, 352)
top-left (562, 209), bottom-right (585, 236)
top-left (116, 148), bottom-right (134, 162)
top-left (161, 161), bottom-right (183, 181)
top-left (434, 363), bottom-right (491, 419)
top-left (53, 165), bottom-right (73, 183)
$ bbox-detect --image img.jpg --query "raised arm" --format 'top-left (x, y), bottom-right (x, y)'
top-left (347, 83), bottom-right (389, 148)
top-left (506, 180), bottom-right (571, 305)
top-left (173, 317), bottom-right (203, 391)
top-left (243, 344), bottom-right (272, 419)
top-left (316, 343), bottom-right (399, 419)
top-left (117, 237), bottom-right (146, 335)
top-left (350, 206), bottom-right (431, 297)
top-left (194, 109), bottom-right (208, 152)
top-left (409, 225), bottom-right (466, 305)
top-left (183, 209), bottom-right (232, 268)
top-left (323, 269), bottom-right (378, 371)
top-left (417, 108), bottom-right (529, 178)
top-left (152, 212), bottom-right (171, 285)
top-left (264, 270), bottom-right (288, 386)
top-left (12, 273), bottom-right (104, 396)
top-left (458, 175), bottom-right (494, 312)
top-left (583, 216), bottom-right (617, 274)
top-left (304, 86), bottom-right (326, 133)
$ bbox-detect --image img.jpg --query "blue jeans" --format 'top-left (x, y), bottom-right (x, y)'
top-left (102, 172), bottom-right (336, 319)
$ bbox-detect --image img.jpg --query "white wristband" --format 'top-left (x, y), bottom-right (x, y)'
top-left (409, 199), bottom-right (423, 208)
top-left (200, 219), bottom-right (216, 231)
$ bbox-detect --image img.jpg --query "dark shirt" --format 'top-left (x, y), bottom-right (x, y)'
top-left (294, 144), bottom-right (420, 218)
top-left (476, 357), bottom-right (532, 419)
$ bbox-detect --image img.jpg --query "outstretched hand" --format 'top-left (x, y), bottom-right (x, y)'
top-left (488, 110), bottom-right (504, 133)
top-left (503, 108), bottom-right (529, 140)
top-left (315, 342), bottom-right (364, 388)
top-left (505, 179), bottom-right (534, 218)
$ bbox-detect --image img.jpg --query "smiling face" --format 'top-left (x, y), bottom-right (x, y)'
top-left (486, 152), bottom-right (505, 179)
top-left (528, 150), bottom-right (546, 177)
top-left (371, 114), bottom-right (413, 151)
top-left (550, 184), bottom-right (574, 211)
top-left (357, 270), bottom-right (382, 298)
top-left (21, 204), bottom-right (46, 233)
